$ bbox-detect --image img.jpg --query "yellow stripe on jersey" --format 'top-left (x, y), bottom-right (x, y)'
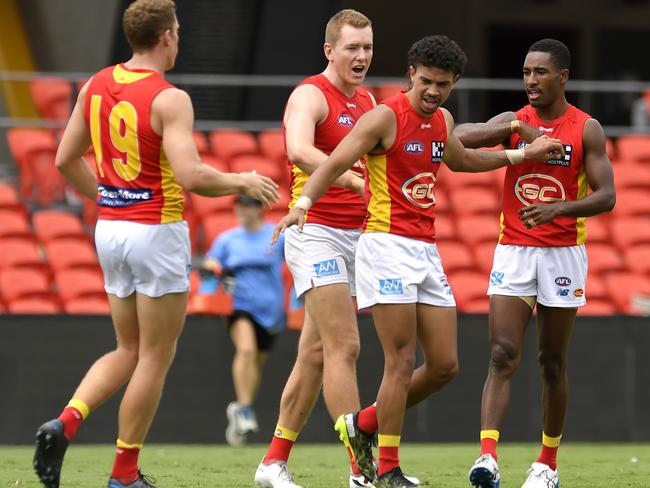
top-left (497, 211), bottom-right (505, 243)
top-left (289, 165), bottom-right (309, 210)
top-left (160, 148), bottom-right (184, 223)
top-left (576, 165), bottom-right (589, 245)
top-left (365, 154), bottom-right (390, 233)
top-left (112, 64), bottom-right (154, 84)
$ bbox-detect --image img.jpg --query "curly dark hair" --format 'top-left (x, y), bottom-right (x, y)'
top-left (528, 38), bottom-right (570, 70)
top-left (407, 35), bottom-right (467, 78)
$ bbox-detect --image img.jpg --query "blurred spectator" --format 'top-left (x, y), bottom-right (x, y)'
top-left (631, 89), bottom-right (650, 128)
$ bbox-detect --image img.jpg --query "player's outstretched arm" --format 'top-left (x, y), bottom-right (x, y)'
top-left (454, 111), bottom-right (543, 148)
top-left (285, 84), bottom-right (364, 194)
top-left (55, 83), bottom-right (98, 201)
top-left (442, 108), bottom-right (564, 173)
top-left (518, 118), bottom-right (615, 228)
top-left (156, 88), bottom-right (279, 205)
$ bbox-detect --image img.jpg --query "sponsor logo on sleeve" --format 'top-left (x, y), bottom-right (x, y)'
top-left (97, 184), bottom-right (152, 207)
top-left (547, 144), bottom-right (572, 167)
top-left (379, 278), bottom-right (404, 295)
top-left (431, 141), bottom-right (445, 162)
top-left (313, 259), bottom-right (340, 278)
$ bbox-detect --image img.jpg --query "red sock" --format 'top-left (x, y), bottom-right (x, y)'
top-left (357, 404), bottom-right (378, 435)
top-left (263, 436), bottom-right (295, 464)
top-left (537, 444), bottom-right (559, 470)
top-left (58, 406), bottom-right (84, 441)
top-left (111, 445), bottom-right (140, 484)
top-left (481, 437), bottom-right (498, 460)
top-left (378, 446), bottom-right (399, 477)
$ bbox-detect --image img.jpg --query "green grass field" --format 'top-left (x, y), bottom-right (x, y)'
top-left (1, 443), bottom-right (649, 487)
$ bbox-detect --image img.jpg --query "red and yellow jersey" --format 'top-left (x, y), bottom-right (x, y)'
top-left (363, 92), bottom-right (447, 243)
top-left (500, 104), bottom-right (591, 246)
top-left (286, 74), bottom-right (374, 229)
top-left (83, 64), bottom-right (184, 224)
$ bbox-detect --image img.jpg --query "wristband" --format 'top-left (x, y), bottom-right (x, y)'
top-left (505, 149), bottom-right (525, 164)
top-left (294, 195), bottom-right (313, 211)
top-left (510, 119), bottom-right (520, 134)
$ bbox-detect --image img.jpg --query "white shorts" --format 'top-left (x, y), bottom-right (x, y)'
top-left (355, 232), bottom-right (456, 310)
top-left (95, 220), bottom-right (191, 298)
top-left (284, 224), bottom-right (360, 298)
top-left (487, 244), bottom-right (587, 308)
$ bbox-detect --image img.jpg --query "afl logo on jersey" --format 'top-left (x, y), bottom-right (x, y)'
top-left (515, 174), bottom-right (566, 207)
top-left (402, 172), bottom-right (436, 208)
top-left (337, 113), bottom-right (355, 127)
top-left (404, 141), bottom-right (425, 154)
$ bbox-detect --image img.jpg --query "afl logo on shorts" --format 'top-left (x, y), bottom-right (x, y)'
top-left (402, 172), bottom-right (436, 208)
top-left (337, 113), bottom-right (354, 127)
top-left (555, 276), bottom-right (572, 286)
top-left (404, 141), bottom-right (425, 154)
top-left (515, 174), bottom-right (566, 207)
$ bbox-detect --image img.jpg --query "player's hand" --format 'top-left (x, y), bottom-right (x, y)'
top-left (524, 135), bottom-right (565, 162)
top-left (240, 171), bottom-right (280, 207)
top-left (272, 207), bottom-right (306, 243)
top-left (519, 202), bottom-right (564, 229)
top-left (517, 121), bottom-right (544, 143)
top-left (349, 174), bottom-right (365, 197)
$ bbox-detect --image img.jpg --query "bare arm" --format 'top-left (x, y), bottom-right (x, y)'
top-left (284, 84), bottom-right (364, 192)
top-left (155, 89), bottom-right (279, 204)
top-left (55, 83), bottom-right (98, 201)
top-left (519, 118), bottom-right (616, 228)
top-left (441, 108), bottom-right (564, 173)
top-left (454, 111), bottom-right (544, 148)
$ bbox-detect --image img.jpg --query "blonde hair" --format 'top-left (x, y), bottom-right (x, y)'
top-left (325, 9), bottom-right (371, 46)
top-left (123, 0), bottom-right (176, 52)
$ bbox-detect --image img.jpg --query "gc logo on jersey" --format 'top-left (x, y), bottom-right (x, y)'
top-left (515, 174), bottom-right (566, 206)
top-left (431, 141), bottom-right (445, 162)
top-left (404, 141), bottom-right (425, 154)
top-left (337, 113), bottom-right (354, 127)
top-left (402, 172), bottom-right (436, 208)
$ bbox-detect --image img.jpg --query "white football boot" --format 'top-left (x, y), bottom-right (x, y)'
top-left (521, 462), bottom-right (559, 488)
top-left (349, 471), bottom-right (421, 487)
top-left (254, 460), bottom-right (303, 488)
top-left (468, 454), bottom-right (501, 487)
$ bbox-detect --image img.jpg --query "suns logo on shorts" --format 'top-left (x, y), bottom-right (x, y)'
top-left (337, 113), bottom-right (354, 127)
top-left (379, 278), bottom-right (403, 295)
top-left (402, 172), bottom-right (436, 208)
top-left (515, 174), bottom-right (566, 207)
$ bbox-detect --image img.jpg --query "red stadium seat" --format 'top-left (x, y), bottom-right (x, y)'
top-left (191, 194), bottom-right (236, 219)
top-left (265, 209), bottom-right (288, 224)
top-left (605, 137), bottom-right (616, 161)
top-left (193, 131), bottom-right (210, 155)
top-left (445, 171), bottom-right (496, 192)
top-left (0, 210), bottom-right (32, 240)
top-left (585, 274), bottom-right (608, 301)
top-left (45, 239), bottom-right (99, 272)
top-left (432, 188), bottom-right (450, 214)
top-left (0, 268), bottom-right (51, 303)
top-left (0, 183), bottom-right (24, 213)
top-left (449, 187), bottom-right (500, 216)
top-left (437, 241), bottom-right (476, 274)
top-left (578, 299), bottom-right (616, 316)
top-left (201, 213), bottom-right (241, 253)
top-left (258, 129), bottom-right (286, 162)
top-left (624, 245), bottom-right (650, 275)
top-left (586, 243), bottom-right (624, 275)
top-left (616, 135), bottom-right (650, 163)
top-left (32, 210), bottom-right (86, 244)
top-left (449, 271), bottom-right (488, 311)
top-left (200, 154), bottom-right (230, 172)
top-left (614, 164), bottom-right (650, 191)
top-left (585, 215), bottom-right (610, 244)
top-left (230, 155), bottom-right (285, 183)
top-left (434, 214), bottom-right (456, 242)
top-left (473, 241), bottom-right (496, 274)
top-left (375, 83), bottom-right (406, 101)
top-left (611, 217), bottom-right (650, 249)
top-left (8, 297), bottom-right (61, 314)
top-left (457, 215), bottom-right (500, 246)
top-left (604, 271), bottom-right (650, 314)
top-left (29, 78), bottom-right (73, 120)
top-left (612, 190), bottom-right (650, 218)
top-left (189, 293), bottom-right (233, 315)
top-left (209, 130), bottom-right (258, 162)
top-left (64, 296), bottom-right (111, 314)
top-left (54, 269), bottom-right (105, 303)
top-left (0, 238), bottom-right (43, 270)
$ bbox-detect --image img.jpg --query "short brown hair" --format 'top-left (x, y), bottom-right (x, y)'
top-left (325, 9), bottom-right (371, 46)
top-left (123, 0), bottom-right (177, 52)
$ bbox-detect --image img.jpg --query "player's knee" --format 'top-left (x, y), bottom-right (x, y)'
top-left (489, 342), bottom-right (520, 376)
top-left (296, 341), bottom-right (324, 371)
top-left (116, 344), bottom-right (139, 368)
top-left (386, 348), bottom-right (416, 380)
top-left (538, 352), bottom-right (565, 385)
top-left (427, 357), bottom-right (459, 385)
top-left (235, 342), bottom-right (258, 360)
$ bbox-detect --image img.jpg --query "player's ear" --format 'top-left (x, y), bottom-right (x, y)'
top-left (407, 66), bottom-right (415, 83)
top-left (559, 68), bottom-right (569, 85)
top-left (324, 42), bottom-right (334, 61)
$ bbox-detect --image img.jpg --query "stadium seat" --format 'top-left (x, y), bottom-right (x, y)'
top-left (189, 293), bottom-right (233, 315)
top-left (0, 268), bottom-right (51, 303)
top-left (0, 210), bottom-right (32, 240)
top-left (200, 154), bottom-right (230, 172)
top-left (8, 297), bottom-right (61, 314)
top-left (585, 274), bottom-right (609, 301)
top-left (614, 164), bottom-right (650, 191)
top-left (624, 245), bottom-right (650, 275)
top-left (375, 83), bottom-right (406, 101)
top-left (0, 238), bottom-right (43, 270)
top-left (265, 209), bottom-right (288, 224)
top-left (45, 239), bottom-right (99, 272)
top-left (0, 183), bottom-right (24, 214)
top-left (611, 217), bottom-right (650, 249)
top-left (612, 189), bottom-right (650, 218)
top-left (193, 131), bottom-right (210, 155)
top-left (191, 193), bottom-right (236, 219)
top-left (434, 214), bottom-right (456, 242)
top-left (445, 170), bottom-right (495, 192)
top-left (448, 271), bottom-right (488, 311)
top-left (605, 137), bottom-right (616, 161)
top-left (586, 243), bottom-right (624, 275)
top-left (230, 154), bottom-right (286, 183)
top-left (201, 213), bottom-right (241, 253)
top-left (473, 241), bottom-right (496, 273)
top-left (604, 271), bottom-right (650, 314)
top-left (437, 241), bottom-right (476, 274)
top-left (449, 187), bottom-right (500, 216)
top-left (29, 78), bottom-right (73, 120)
top-left (433, 188), bottom-right (450, 214)
top-left (54, 269), bottom-right (105, 303)
top-left (258, 129), bottom-right (286, 162)
top-left (32, 210), bottom-right (86, 244)
top-left (616, 135), bottom-right (650, 163)
top-left (456, 215), bottom-right (500, 246)
top-left (209, 130), bottom-right (258, 162)
top-left (64, 296), bottom-right (111, 314)
top-left (578, 298), bottom-right (617, 316)
top-left (585, 215), bottom-right (610, 244)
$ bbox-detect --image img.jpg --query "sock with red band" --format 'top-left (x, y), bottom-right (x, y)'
top-left (57, 399), bottom-right (90, 441)
top-left (263, 424), bottom-right (299, 464)
top-left (537, 432), bottom-right (561, 470)
top-left (111, 439), bottom-right (142, 484)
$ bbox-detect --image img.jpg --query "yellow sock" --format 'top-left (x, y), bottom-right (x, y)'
top-left (274, 424), bottom-right (299, 442)
top-left (67, 398), bottom-right (90, 420)
top-left (116, 439), bottom-right (143, 450)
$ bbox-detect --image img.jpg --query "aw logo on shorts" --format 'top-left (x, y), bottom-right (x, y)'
top-left (313, 259), bottom-right (340, 278)
top-left (490, 271), bottom-right (505, 286)
top-left (337, 113), bottom-right (355, 127)
top-left (404, 141), bottom-right (425, 154)
top-left (379, 278), bottom-right (404, 295)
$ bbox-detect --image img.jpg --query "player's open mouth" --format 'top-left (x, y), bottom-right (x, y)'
top-left (352, 65), bottom-right (365, 76)
top-left (527, 89), bottom-right (542, 100)
top-left (422, 97), bottom-right (439, 110)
